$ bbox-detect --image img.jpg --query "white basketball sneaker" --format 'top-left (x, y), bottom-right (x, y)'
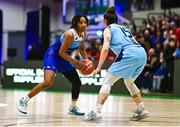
top-left (17, 97), bottom-right (28, 114)
top-left (68, 105), bottom-right (85, 116)
top-left (130, 108), bottom-right (149, 121)
top-left (83, 111), bottom-right (102, 121)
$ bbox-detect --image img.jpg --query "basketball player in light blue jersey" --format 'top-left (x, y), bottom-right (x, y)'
top-left (17, 15), bottom-right (89, 115)
top-left (84, 7), bottom-right (149, 121)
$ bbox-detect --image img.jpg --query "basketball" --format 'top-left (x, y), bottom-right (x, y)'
top-left (79, 59), bottom-right (94, 76)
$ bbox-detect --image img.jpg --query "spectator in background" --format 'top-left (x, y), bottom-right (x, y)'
top-left (163, 22), bottom-right (171, 41)
top-left (170, 21), bottom-right (180, 48)
top-left (154, 42), bottom-right (163, 59)
top-left (162, 35), bottom-right (176, 93)
top-left (174, 14), bottom-right (180, 27)
top-left (86, 38), bottom-right (100, 60)
top-left (152, 52), bottom-right (168, 92)
top-left (150, 31), bottom-right (165, 48)
top-left (136, 48), bottom-right (159, 93)
top-left (136, 33), bottom-right (150, 53)
top-left (142, 29), bottom-right (151, 51)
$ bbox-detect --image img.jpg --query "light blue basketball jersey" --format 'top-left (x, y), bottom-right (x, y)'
top-left (108, 24), bottom-right (147, 79)
top-left (108, 23), bottom-right (140, 56)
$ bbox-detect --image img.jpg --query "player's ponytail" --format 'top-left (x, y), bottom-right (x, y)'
top-left (104, 7), bottom-right (118, 25)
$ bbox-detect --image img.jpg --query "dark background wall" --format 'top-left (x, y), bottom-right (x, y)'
top-left (8, 32), bottom-right (25, 60)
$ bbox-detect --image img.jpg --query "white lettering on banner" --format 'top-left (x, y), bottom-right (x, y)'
top-left (6, 68), bottom-right (36, 76)
top-left (6, 68), bottom-right (107, 85)
top-left (13, 76), bottom-right (44, 83)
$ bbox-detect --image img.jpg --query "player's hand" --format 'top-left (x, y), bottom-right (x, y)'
top-left (92, 68), bottom-right (101, 77)
top-left (76, 61), bottom-right (87, 72)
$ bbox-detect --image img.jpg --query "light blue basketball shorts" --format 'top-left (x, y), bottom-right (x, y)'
top-left (109, 46), bottom-right (147, 80)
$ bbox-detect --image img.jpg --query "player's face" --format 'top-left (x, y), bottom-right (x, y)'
top-left (77, 17), bottom-right (88, 32)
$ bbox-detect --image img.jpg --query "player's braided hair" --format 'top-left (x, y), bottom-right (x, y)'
top-left (70, 15), bottom-right (89, 29)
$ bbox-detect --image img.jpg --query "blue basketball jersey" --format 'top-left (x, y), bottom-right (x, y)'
top-left (44, 28), bottom-right (84, 73)
top-left (108, 24), bottom-right (147, 79)
top-left (48, 29), bottom-right (84, 55)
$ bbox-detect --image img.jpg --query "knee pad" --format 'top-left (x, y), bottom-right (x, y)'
top-left (99, 84), bottom-right (112, 94)
top-left (99, 73), bottom-right (120, 94)
top-left (124, 79), bottom-right (139, 96)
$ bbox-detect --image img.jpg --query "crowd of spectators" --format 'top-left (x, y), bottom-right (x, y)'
top-left (133, 11), bottom-right (180, 94)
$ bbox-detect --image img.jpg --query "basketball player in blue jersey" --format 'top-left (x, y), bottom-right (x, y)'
top-left (84, 7), bottom-right (149, 121)
top-left (17, 15), bottom-right (89, 115)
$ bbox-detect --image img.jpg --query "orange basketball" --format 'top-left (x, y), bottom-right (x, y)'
top-left (79, 59), bottom-right (94, 76)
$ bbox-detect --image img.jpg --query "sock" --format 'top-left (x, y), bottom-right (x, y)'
top-left (137, 102), bottom-right (144, 111)
top-left (71, 101), bottom-right (77, 106)
top-left (96, 103), bottom-right (103, 113)
top-left (25, 95), bottom-right (30, 102)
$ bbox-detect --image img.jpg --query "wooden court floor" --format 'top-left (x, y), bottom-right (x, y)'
top-left (0, 89), bottom-right (180, 127)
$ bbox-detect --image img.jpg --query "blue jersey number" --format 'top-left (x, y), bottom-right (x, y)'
top-left (118, 26), bottom-right (133, 38)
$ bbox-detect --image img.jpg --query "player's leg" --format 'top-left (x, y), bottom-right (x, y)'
top-left (17, 70), bottom-right (56, 114)
top-left (96, 73), bottom-right (120, 113)
top-left (124, 77), bottom-right (149, 121)
top-left (83, 72), bottom-right (120, 120)
top-left (63, 69), bottom-right (84, 115)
